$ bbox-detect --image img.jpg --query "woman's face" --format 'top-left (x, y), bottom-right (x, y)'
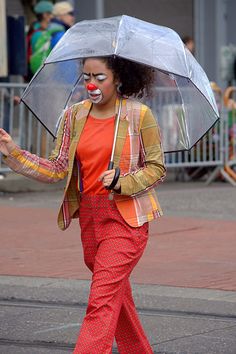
top-left (83, 58), bottom-right (118, 105)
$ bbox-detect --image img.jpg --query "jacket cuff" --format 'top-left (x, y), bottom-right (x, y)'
top-left (119, 176), bottom-right (128, 195)
top-left (3, 147), bottom-right (21, 160)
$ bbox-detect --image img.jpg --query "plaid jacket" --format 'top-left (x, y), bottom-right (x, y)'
top-left (4, 98), bottom-right (166, 230)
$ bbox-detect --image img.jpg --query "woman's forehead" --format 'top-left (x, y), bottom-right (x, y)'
top-left (83, 58), bottom-right (108, 71)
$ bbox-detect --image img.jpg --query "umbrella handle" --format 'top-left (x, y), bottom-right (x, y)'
top-left (106, 167), bottom-right (120, 190)
top-left (105, 98), bottom-right (122, 190)
top-left (109, 98), bottom-right (122, 166)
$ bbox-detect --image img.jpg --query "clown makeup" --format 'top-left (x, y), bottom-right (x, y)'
top-left (83, 72), bottom-right (109, 103)
top-left (82, 58), bottom-right (118, 107)
top-left (83, 73), bottom-right (107, 82)
top-left (87, 85), bottom-right (103, 103)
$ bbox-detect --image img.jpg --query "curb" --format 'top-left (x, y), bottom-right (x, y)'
top-left (1, 275), bottom-right (236, 317)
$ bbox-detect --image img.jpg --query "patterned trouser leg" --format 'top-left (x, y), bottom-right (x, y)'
top-left (73, 195), bottom-right (154, 354)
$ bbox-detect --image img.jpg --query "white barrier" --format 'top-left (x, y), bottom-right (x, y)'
top-left (0, 83), bottom-right (235, 185)
top-left (0, 83), bottom-right (54, 173)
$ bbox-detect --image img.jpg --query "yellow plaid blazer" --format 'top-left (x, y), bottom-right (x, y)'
top-left (5, 98), bottom-right (166, 230)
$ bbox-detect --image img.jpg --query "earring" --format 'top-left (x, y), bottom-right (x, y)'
top-left (117, 83), bottom-right (122, 94)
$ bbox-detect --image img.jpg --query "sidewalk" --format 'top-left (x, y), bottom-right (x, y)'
top-left (0, 174), bottom-right (235, 291)
top-left (0, 174), bottom-right (236, 353)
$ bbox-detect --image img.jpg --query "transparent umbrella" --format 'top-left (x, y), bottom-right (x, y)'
top-left (21, 15), bottom-right (219, 152)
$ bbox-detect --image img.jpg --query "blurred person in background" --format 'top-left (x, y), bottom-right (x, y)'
top-left (182, 35), bottom-right (195, 55)
top-left (26, 1), bottom-right (66, 156)
top-left (50, 1), bottom-right (75, 47)
top-left (26, 0), bottom-right (54, 79)
top-left (26, 1), bottom-right (75, 80)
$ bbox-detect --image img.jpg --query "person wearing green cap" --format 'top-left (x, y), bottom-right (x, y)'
top-left (34, 0), bottom-right (53, 15)
top-left (26, 1), bottom-right (63, 80)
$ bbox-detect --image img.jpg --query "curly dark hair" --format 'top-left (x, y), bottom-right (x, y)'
top-left (105, 56), bottom-right (155, 98)
top-left (83, 56), bottom-right (155, 98)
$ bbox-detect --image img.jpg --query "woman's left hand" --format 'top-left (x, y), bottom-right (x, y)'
top-left (98, 169), bottom-right (121, 190)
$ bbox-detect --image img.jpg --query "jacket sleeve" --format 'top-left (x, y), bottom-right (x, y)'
top-left (119, 107), bottom-right (166, 196)
top-left (3, 107), bottom-right (73, 183)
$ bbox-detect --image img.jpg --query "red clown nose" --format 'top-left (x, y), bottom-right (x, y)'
top-left (87, 83), bottom-right (98, 91)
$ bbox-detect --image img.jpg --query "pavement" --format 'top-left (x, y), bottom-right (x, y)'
top-left (0, 172), bottom-right (236, 354)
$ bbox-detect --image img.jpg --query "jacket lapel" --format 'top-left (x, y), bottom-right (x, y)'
top-left (70, 100), bottom-right (92, 154)
top-left (66, 101), bottom-right (92, 188)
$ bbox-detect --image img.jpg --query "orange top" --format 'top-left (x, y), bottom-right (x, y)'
top-left (76, 115), bottom-right (115, 195)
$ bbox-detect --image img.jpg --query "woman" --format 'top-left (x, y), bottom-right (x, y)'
top-left (0, 56), bottom-right (166, 354)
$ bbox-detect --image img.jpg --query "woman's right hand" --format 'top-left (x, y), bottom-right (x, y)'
top-left (0, 128), bottom-right (17, 156)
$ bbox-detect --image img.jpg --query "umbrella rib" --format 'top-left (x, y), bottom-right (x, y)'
top-left (20, 98), bottom-right (56, 139)
top-left (175, 85), bottom-right (191, 149)
top-left (53, 73), bottom-right (84, 137)
top-left (64, 73), bottom-right (83, 109)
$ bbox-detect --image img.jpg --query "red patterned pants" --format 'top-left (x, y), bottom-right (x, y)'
top-left (73, 194), bottom-right (153, 354)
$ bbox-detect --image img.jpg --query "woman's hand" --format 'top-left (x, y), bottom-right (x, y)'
top-left (98, 169), bottom-right (121, 190)
top-left (0, 128), bottom-right (17, 156)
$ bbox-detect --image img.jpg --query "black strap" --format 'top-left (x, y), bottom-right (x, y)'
top-left (106, 167), bottom-right (120, 190)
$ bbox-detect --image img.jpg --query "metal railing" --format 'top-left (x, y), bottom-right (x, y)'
top-left (0, 83), bottom-right (54, 173)
top-left (0, 83), bottom-right (235, 185)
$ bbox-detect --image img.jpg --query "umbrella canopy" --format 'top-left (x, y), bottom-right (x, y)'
top-left (21, 15), bottom-right (219, 152)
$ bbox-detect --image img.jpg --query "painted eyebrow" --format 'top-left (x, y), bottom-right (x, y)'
top-left (82, 72), bottom-right (107, 77)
